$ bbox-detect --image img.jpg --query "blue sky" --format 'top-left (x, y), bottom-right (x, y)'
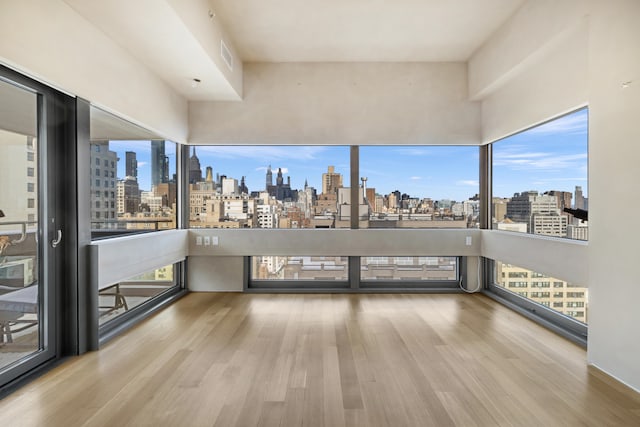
top-left (106, 108), bottom-right (587, 202)
top-left (492, 108), bottom-right (588, 199)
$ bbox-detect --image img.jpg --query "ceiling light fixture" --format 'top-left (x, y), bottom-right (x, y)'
top-left (191, 78), bottom-right (201, 88)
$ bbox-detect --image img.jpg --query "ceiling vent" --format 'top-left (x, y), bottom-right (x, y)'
top-left (220, 40), bottom-right (233, 72)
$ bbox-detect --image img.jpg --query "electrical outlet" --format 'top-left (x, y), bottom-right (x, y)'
top-left (212, 236), bottom-right (219, 246)
top-left (465, 236), bottom-right (472, 246)
top-left (196, 236), bottom-right (203, 246)
top-left (204, 236), bottom-right (211, 246)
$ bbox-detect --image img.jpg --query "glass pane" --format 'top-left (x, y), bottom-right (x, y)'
top-left (495, 261), bottom-right (588, 324)
top-left (0, 79), bottom-right (40, 370)
top-left (492, 109), bottom-right (588, 240)
top-left (99, 264), bottom-right (177, 325)
top-left (359, 146), bottom-right (479, 228)
top-left (90, 140), bottom-right (178, 239)
top-left (361, 256), bottom-right (458, 281)
top-left (252, 256), bottom-right (348, 281)
top-left (188, 146), bottom-right (349, 229)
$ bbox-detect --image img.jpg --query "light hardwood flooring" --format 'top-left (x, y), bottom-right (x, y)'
top-left (1, 293), bottom-right (639, 426)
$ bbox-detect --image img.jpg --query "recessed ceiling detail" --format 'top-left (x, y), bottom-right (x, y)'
top-left (209, 0), bottom-right (526, 62)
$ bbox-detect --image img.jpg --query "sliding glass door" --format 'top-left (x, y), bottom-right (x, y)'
top-left (0, 72), bottom-right (63, 387)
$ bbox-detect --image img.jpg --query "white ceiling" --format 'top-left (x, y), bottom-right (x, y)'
top-left (209, 0), bottom-right (526, 62)
top-left (64, 0), bottom-right (524, 103)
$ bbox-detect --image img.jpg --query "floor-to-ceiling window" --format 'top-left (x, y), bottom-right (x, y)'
top-left (87, 107), bottom-right (185, 339)
top-left (187, 144), bottom-right (476, 290)
top-left (1, 68), bottom-right (76, 390)
top-left (486, 108), bottom-right (589, 341)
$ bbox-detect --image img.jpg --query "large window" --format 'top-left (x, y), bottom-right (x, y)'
top-left (99, 263), bottom-right (179, 326)
top-left (90, 140), bottom-right (178, 239)
top-left (492, 109), bottom-right (588, 240)
top-left (188, 146), bottom-right (349, 229)
top-left (187, 145), bottom-right (480, 230)
top-left (361, 256), bottom-right (458, 282)
top-left (251, 256), bottom-right (349, 282)
top-left (249, 256), bottom-right (461, 289)
top-left (359, 146), bottom-right (479, 228)
top-left (493, 261), bottom-right (588, 324)
top-left (0, 84), bottom-right (39, 371)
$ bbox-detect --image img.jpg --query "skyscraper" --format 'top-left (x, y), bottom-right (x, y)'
top-left (276, 167), bottom-right (284, 186)
top-left (125, 151), bottom-right (137, 179)
top-left (265, 165), bottom-right (273, 190)
top-left (89, 140), bottom-right (118, 225)
top-left (575, 186), bottom-right (585, 210)
top-left (189, 146), bottom-right (203, 184)
top-left (151, 140), bottom-right (169, 187)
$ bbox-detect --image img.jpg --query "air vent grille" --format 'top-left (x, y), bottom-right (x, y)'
top-left (221, 40), bottom-right (233, 71)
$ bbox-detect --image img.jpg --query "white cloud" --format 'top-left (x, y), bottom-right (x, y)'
top-left (494, 150), bottom-right (587, 171)
top-left (527, 110), bottom-right (588, 135)
top-left (255, 166), bottom-right (289, 174)
top-left (457, 180), bottom-right (479, 186)
top-left (196, 146), bottom-right (327, 161)
top-left (410, 176), bottom-right (422, 180)
top-left (137, 161), bottom-right (148, 168)
top-left (394, 148), bottom-right (431, 156)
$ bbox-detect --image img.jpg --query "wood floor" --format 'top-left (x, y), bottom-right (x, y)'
top-left (1, 293), bottom-right (639, 427)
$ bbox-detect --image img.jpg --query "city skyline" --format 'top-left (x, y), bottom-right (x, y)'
top-left (105, 108), bottom-right (587, 202)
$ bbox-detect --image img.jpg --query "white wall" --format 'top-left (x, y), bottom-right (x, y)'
top-left (586, 0), bottom-right (640, 393)
top-left (189, 62), bottom-right (480, 145)
top-left (469, 0), bottom-right (588, 101)
top-left (90, 230), bottom-right (188, 289)
top-left (480, 18), bottom-right (588, 143)
top-left (0, 0), bottom-right (189, 143)
top-left (188, 229), bottom-right (481, 257)
top-left (469, 0), bottom-right (589, 143)
top-left (471, 0), bottom-right (640, 392)
top-left (481, 231), bottom-right (588, 285)
top-left (188, 256), bottom-right (244, 292)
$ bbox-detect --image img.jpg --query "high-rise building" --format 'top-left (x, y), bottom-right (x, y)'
top-left (256, 204), bottom-right (278, 229)
top-left (151, 140), bottom-right (169, 187)
top-left (496, 262), bottom-right (588, 323)
top-left (222, 177), bottom-right (239, 195)
top-left (575, 186), bottom-right (585, 210)
top-left (90, 140), bottom-right (118, 225)
top-left (546, 190), bottom-right (572, 212)
top-left (531, 213), bottom-right (568, 237)
top-left (240, 176), bottom-right (248, 194)
top-left (265, 165), bottom-right (273, 190)
top-left (322, 166), bottom-right (342, 195)
top-left (125, 151), bottom-right (137, 178)
top-left (506, 191), bottom-right (561, 233)
top-left (492, 197), bottom-right (509, 222)
top-left (117, 177), bottom-right (140, 214)
top-left (0, 133), bottom-right (38, 225)
top-left (189, 146), bottom-right (203, 184)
